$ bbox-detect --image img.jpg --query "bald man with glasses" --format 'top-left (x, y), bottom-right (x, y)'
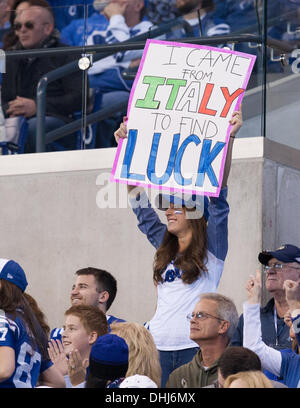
top-left (1, 5), bottom-right (83, 152)
top-left (232, 245), bottom-right (300, 360)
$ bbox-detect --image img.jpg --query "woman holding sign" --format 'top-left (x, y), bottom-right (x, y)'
top-left (114, 108), bottom-right (242, 387)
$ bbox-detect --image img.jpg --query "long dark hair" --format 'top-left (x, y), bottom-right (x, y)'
top-left (24, 292), bottom-right (50, 338)
top-left (85, 374), bottom-right (107, 389)
top-left (0, 280), bottom-right (49, 360)
top-left (153, 215), bottom-right (208, 284)
top-left (201, 0), bottom-right (215, 12)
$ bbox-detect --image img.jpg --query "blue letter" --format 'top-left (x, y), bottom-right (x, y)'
top-left (147, 132), bottom-right (180, 185)
top-left (121, 129), bottom-right (145, 181)
top-left (174, 134), bottom-right (201, 185)
top-left (196, 139), bottom-right (225, 187)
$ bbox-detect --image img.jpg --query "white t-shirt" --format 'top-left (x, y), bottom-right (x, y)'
top-left (148, 250), bottom-right (224, 350)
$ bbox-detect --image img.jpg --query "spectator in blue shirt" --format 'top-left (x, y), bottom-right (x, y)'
top-left (60, 0), bottom-right (153, 148)
top-left (0, 258), bottom-right (65, 388)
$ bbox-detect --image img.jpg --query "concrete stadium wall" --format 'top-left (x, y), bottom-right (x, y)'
top-left (0, 137), bottom-right (299, 331)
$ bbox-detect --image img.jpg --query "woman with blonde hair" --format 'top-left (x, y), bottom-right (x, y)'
top-left (224, 370), bottom-right (274, 388)
top-left (110, 322), bottom-right (161, 387)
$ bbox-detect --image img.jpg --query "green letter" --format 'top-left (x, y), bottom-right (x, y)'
top-left (135, 76), bottom-right (166, 109)
top-left (165, 78), bottom-right (187, 110)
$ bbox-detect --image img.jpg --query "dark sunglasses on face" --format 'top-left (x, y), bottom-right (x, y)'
top-left (13, 21), bottom-right (35, 31)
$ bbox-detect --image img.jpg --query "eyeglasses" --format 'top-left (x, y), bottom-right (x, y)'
top-left (13, 21), bottom-right (35, 31)
top-left (165, 205), bottom-right (184, 214)
top-left (186, 311), bottom-right (224, 322)
top-left (263, 263), bottom-right (300, 272)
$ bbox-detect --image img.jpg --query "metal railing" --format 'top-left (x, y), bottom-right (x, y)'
top-left (36, 34), bottom-right (270, 152)
top-left (7, 17), bottom-right (196, 152)
top-left (4, 5), bottom-right (298, 152)
top-left (35, 34), bottom-right (282, 152)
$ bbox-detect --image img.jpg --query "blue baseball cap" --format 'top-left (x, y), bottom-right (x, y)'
top-left (89, 334), bottom-right (129, 380)
top-left (258, 244), bottom-right (300, 266)
top-left (155, 192), bottom-right (209, 220)
top-left (0, 259), bottom-right (28, 292)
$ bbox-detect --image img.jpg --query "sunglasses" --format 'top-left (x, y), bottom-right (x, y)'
top-left (13, 21), bottom-right (35, 31)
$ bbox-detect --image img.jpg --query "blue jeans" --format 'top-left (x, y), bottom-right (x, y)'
top-left (159, 347), bottom-right (199, 388)
top-left (25, 116), bottom-right (75, 153)
top-left (88, 67), bottom-right (133, 93)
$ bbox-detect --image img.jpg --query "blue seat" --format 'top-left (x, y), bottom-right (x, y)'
top-left (0, 116), bottom-right (28, 155)
top-left (0, 113), bottom-right (89, 154)
top-left (74, 90), bottom-right (103, 150)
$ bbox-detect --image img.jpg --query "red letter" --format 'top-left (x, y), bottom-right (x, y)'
top-left (220, 87), bottom-right (244, 118)
top-left (198, 83), bottom-right (217, 116)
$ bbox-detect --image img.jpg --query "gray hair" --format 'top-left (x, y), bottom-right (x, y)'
top-left (199, 293), bottom-right (239, 341)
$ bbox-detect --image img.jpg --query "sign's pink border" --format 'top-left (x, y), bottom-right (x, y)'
top-left (110, 39), bottom-right (256, 197)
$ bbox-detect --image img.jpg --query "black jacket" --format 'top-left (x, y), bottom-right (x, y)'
top-left (2, 34), bottom-right (83, 122)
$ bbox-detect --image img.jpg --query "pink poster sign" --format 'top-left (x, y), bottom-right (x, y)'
top-left (111, 39), bottom-right (256, 197)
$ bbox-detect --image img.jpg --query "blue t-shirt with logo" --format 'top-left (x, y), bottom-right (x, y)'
top-left (0, 311), bottom-right (51, 388)
top-left (280, 351), bottom-right (300, 388)
top-left (48, 0), bottom-right (95, 31)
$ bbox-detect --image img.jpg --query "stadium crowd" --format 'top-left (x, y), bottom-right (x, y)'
top-left (0, 0), bottom-right (299, 151)
top-left (1, 231), bottom-right (300, 388)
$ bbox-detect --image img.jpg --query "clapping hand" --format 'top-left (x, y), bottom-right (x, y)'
top-left (48, 339), bottom-right (68, 376)
top-left (67, 349), bottom-right (89, 387)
